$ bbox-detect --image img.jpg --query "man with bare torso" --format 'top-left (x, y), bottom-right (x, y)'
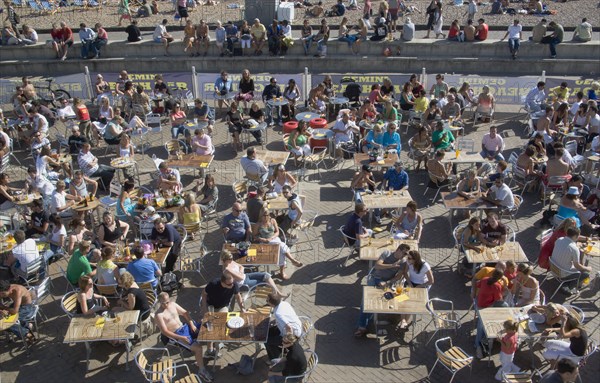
top-left (0, 281), bottom-right (36, 342)
top-left (195, 20), bottom-right (210, 56)
top-left (155, 292), bottom-right (213, 382)
top-left (545, 148), bottom-right (570, 178)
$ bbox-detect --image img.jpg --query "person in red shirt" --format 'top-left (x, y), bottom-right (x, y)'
top-left (476, 270), bottom-right (504, 309)
top-left (475, 18), bottom-right (488, 41)
top-left (51, 21), bottom-right (74, 60)
top-left (73, 98), bottom-right (94, 144)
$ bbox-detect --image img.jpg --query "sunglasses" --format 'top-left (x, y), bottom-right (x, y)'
top-left (233, 209), bottom-right (242, 212)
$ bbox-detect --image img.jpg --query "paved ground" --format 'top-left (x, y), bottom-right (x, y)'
top-left (0, 101), bottom-right (598, 383)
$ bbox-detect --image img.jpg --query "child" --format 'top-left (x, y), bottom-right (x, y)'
top-left (495, 319), bottom-right (521, 381)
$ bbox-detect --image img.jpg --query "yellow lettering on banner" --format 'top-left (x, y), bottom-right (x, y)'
top-left (575, 79), bottom-right (594, 85)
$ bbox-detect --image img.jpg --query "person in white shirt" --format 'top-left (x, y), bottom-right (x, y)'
top-left (4, 230), bottom-right (42, 280)
top-left (153, 19), bottom-right (174, 56)
top-left (592, 135), bottom-right (600, 153)
top-left (501, 19), bottom-right (522, 59)
top-left (77, 142), bottom-right (115, 191)
top-left (525, 81), bottom-right (546, 113)
top-left (569, 91), bottom-right (584, 118)
top-left (550, 227), bottom-right (592, 292)
top-left (265, 292), bottom-right (302, 365)
top-left (50, 180), bottom-right (79, 218)
top-left (25, 165), bottom-right (55, 198)
top-left (572, 17), bottom-right (592, 42)
top-left (480, 125), bottom-right (505, 161)
top-left (482, 175), bottom-right (515, 209)
top-left (332, 113), bottom-right (358, 145)
top-left (28, 107), bottom-right (48, 135)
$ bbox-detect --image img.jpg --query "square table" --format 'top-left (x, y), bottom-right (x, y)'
top-left (265, 194), bottom-right (305, 211)
top-left (113, 245), bottom-right (171, 267)
top-left (64, 310), bottom-right (140, 371)
top-left (222, 243), bottom-right (280, 268)
top-left (199, 311), bottom-right (271, 371)
top-left (441, 192), bottom-right (497, 211)
top-left (166, 153), bottom-right (214, 170)
top-left (441, 151), bottom-right (484, 165)
top-left (465, 242), bottom-right (528, 264)
top-left (359, 238), bottom-right (419, 268)
top-left (360, 190), bottom-right (413, 210)
top-left (254, 149), bottom-right (290, 167)
top-left (362, 285), bottom-right (429, 339)
top-left (353, 153), bottom-right (399, 169)
top-left (579, 240), bottom-right (600, 258)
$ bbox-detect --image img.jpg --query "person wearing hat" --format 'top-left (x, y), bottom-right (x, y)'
top-left (401, 17), bottom-right (415, 41)
top-left (351, 165), bottom-right (376, 204)
top-left (139, 206), bottom-right (161, 238)
top-left (558, 186), bottom-right (597, 230)
top-left (370, 17), bottom-right (389, 41)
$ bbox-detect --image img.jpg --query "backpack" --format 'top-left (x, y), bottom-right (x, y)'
top-left (343, 82), bottom-right (361, 102)
top-left (160, 271), bottom-right (182, 292)
top-left (229, 354), bottom-right (254, 376)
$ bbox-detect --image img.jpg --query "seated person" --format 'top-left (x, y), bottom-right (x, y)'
top-left (222, 202), bottom-right (251, 243)
top-left (539, 358), bottom-right (582, 383)
top-left (478, 211), bottom-right (507, 248)
top-left (558, 187), bottom-right (597, 230)
top-left (531, 303), bottom-right (570, 327)
top-left (192, 99), bottom-right (215, 135)
top-left (0, 281), bottom-right (36, 342)
top-left (481, 175), bottom-right (515, 210)
top-left (25, 199), bottom-right (49, 238)
top-left (542, 315), bottom-right (589, 366)
top-left (456, 169), bottom-right (481, 196)
top-left (441, 95), bottom-right (462, 121)
top-left (427, 150), bottom-right (454, 186)
top-left (392, 201), bottom-right (423, 241)
top-left (155, 292), bottom-right (213, 382)
top-left (241, 147), bottom-right (269, 183)
top-left (480, 160), bottom-right (509, 188)
top-left (4, 230), bottom-right (43, 281)
top-left (221, 250), bottom-right (286, 297)
top-left (103, 116), bottom-right (128, 145)
top-left (66, 240), bottom-right (96, 286)
top-left (150, 218), bottom-right (182, 273)
top-left (383, 161), bottom-right (409, 191)
top-left (342, 203), bottom-right (372, 246)
top-left (76, 275), bottom-right (109, 317)
top-left (267, 334), bottom-right (308, 383)
top-left (327, 0), bottom-right (346, 17)
top-left (511, 263), bottom-right (540, 307)
top-left (431, 121), bottom-right (455, 151)
top-left (307, 1), bottom-right (324, 17)
top-left (191, 127), bottom-right (213, 155)
top-left (471, 262), bottom-right (510, 302)
top-left (115, 271), bottom-right (151, 322)
top-left (126, 246), bottom-right (162, 289)
top-left (381, 122), bottom-right (402, 155)
top-left (480, 126), bottom-right (505, 161)
top-left (544, 148), bottom-right (570, 182)
top-left (196, 174), bottom-right (219, 213)
top-left (157, 162), bottom-right (181, 193)
top-left (351, 165), bottom-right (376, 203)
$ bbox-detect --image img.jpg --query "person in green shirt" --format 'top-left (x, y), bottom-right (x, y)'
top-left (66, 240), bottom-right (96, 285)
top-left (431, 121), bottom-right (455, 151)
top-left (542, 21), bottom-right (563, 58)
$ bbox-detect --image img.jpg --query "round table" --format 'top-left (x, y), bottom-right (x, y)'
top-left (330, 97), bottom-right (349, 105)
top-left (241, 122), bottom-right (268, 147)
top-left (310, 129), bottom-right (333, 150)
top-left (72, 198), bottom-right (100, 213)
top-left (14, 193), bottom-right (41, 206)
top-left (267, 99), bottom-right (289, 107)
top-left (295, 112), bottom-right (321, 123)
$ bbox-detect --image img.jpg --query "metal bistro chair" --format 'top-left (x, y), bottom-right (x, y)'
top-left (232, 179), bottom-right (248, 202)
top-left (337, 225), bottom-right (359, 266)
top-left (146, 113), bottom-right (164, 145)
top-left (425, 170), bottom-right (453, 205)
top-left (539, 257), bottom-right (582, 300)
top-left (135, 347), bottom-right (175, 383)
top-left (428, 337), bottom-right (473, 383)
top-left (541, 175), bottom-right (570, 209)
top-left (501, 371), bottom-right (534, 383)
top-left (302, 146), bottom-right (329, 181)
top-left (94, 282), bottom-right (122, 299)
top-left (17, 257), bottom-right (45, 286)
top-left (424, 298), bottom-right (461, 345)
top-left (100, 180), bottom-right (121, 211)
top-left (60, 291), bottom-right (79, 319)
top-left (500, 195), bottom-right (523, 231)
top-left (245, 283), bottom-right (273, 315)
top-left (282, 350), bottom-right (318, 383)
top-left (297, 315), bottom-right (314, 348)
top-left (451, 223), bottom-right (467, 273)
top-left (138, 290), bottom-right (158, 342)
top-left (291, 210), bottom-right (319, 255)
top-left (161, 364), bottom-right (201, 383)
top-left (30, 277), bottom-right (52, 322)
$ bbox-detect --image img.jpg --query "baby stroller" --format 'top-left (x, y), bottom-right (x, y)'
top-left (341, 77), bottom-right (362, 108)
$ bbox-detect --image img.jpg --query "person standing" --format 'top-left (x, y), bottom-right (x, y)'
top-left (501, 19), bottom-right (522, 59)
top-left (3, 0), bottom-right (20, 38)
top-left (542, 21), bottom-right (563, 59)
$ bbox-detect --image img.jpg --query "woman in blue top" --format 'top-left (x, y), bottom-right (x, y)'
top-left (117, 179), bottom-right (137, 220)
top-left (362, 123), bottom-right (384, 152)
top-left (382, 122), bottom-right (401, 155)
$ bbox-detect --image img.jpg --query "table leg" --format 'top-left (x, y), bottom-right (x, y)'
top-left (85, 341), bottom-right (91, 372)
top-left (125, 339), bottom-right (131, 371)
top-left (374, 313), bottom-right (379, 337)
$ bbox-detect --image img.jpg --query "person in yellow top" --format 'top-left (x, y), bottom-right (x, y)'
top-left (178, 192), bottom-right (201, 239)
top-left (250, 18), bottom-right (266, 55)
top-left (549, 82), bottom-right (570, 103)
top-left (413, 89), bottom-right (429, 113)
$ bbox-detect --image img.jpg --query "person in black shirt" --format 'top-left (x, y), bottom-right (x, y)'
top-left (26, 199), bottom-right (49, 238)
top-left (153, 74), bottom-right (173, 112)
top-left (150, 217), bottom-right (181, 273)
top-left (200, 272), bottom-right (246, 358)
top-left (117, 271), bottom-right (151, 320)
top-left (125, 20), bottom-right (142, 42)
top-left (262, 77), bottom-right (283, 126)
top-left (67, 125), bottom-right (88, 154)
top-left (268, 334), bottom-right (308, 383)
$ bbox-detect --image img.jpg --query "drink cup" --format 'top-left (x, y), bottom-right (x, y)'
top-left (208, 305), bottom-right (214, 314)
top-left (206, 321), bottom-right (213, 332)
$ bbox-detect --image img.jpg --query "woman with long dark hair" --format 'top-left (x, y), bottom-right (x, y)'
top-left (399, 250), bottom-right (433, 328)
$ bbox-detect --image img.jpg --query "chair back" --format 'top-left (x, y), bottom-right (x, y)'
top-left (298, 315), bottom-right (314, 345)
top-left (435, 337), bottom-right (473, 372)
top-left (21, 257), bottom-right (44, 284)
top-left (564, 140), bottom-right (578, 156)
top-left (175, 225), bottom-right (188, 245)
top-left (146, 114), bottom-right (162, 128)
top-left (135, 347), bottom-right (173, 383)
top-left (32, 277), bottom-right (51, 305)
top-left (284, 350), bottom-right (318, 383)
top-left (546, 175), bottom-right (570, 189)
top-left (232, 180), bottom-right (248, 201)
top-left (338, 225), bottom-right (354, 247)
top-left (61, 291), bottom-right (79, 318)
top-left (563, 304), bottom-right (585, 323)
top-left (452, 223), bottom-right (467, 251)
top-left (456, 139), bottom-right (475, 152)
top-left (247, 283), bottom-right (273, 315)
top-left (549, 257), bottom-right (581, 280)
top-left (501, 372), bottom-right (532, 383)
top-left (109, 181), bottom-right (122, 198)
top-left (95, 283), bottom-right (120, 297)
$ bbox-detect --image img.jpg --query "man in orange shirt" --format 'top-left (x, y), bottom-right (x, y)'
top-left (475, 18), bottom-right (488, 41)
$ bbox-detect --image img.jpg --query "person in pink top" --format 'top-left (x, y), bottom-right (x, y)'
top-left (495, 319), bottom-right (521, 380)
top-left (191, 127), bottom-right (213, 156)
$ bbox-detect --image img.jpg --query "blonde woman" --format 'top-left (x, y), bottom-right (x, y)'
top-left (269, 164), bottom-right (297, 194)
top-left (116, 271), bottom-right (151, 321)
top-left (76, 275), bottom-right (109, 316)
top-left (96, 247), bottom-right (120, 285)
top-left (98, 96), bottom-right (114, 124)
top-left (178, 192), bottom-right (201, 240)
top-left (253, 207), bottom-right (303, 280)
top-left (511, 263), bottom-right (540, 307)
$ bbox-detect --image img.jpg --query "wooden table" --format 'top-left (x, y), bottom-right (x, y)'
top-left (13, 192), bottom-right (42, 206)
top-left (199, 311), bottom-right (270, 371)
top-left (360, 190), bottom-right (413, 210)
top-left (265, 194), bottom-right (305, 211)
top-left (254, 149), bottom-right (290, 167)
top-left (166, 153), bottom-right (214, 170)
top-left (359, 238), bottom-right (419, 267)
top-left (441, 151), bottom-right (484, 165)
top-left (465, 242), bottom-right (528, 264)
top-left (353, 152), bottom-right (399, 169)
top-left (63, 310), bottom-right (140, 371)
top-left (110, 157), bottom-right (136, 169)
top-left (362, 286), bottom-right (429, 339)
top-left (113, 245), bottom-right (171, 267)
top-left (72, 197), bottom-right (100, 213)
top-left (0, 313), bottom-right (19, 332)
top-left (441, 192), bottom-right (497, 211)
top-left (222, 243), bottom-right (280, 268)
top-left (57, 153), bottom-right (72, 165)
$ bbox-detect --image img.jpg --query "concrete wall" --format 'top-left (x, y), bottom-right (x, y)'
top-left (1, 38), bottom-right (598, 77)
